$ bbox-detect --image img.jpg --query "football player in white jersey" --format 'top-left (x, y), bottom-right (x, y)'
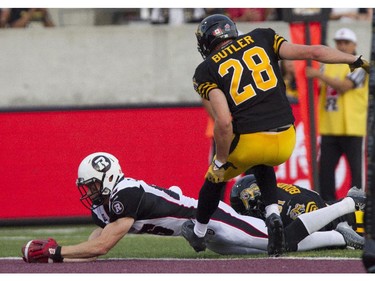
top-left (22, 152), bottom-right (364, 263)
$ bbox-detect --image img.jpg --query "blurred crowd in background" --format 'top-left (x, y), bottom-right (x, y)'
top-left (0, 8), bottom-right (372, 28)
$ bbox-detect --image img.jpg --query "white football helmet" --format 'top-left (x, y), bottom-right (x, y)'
top-left (76, 152), bottom-right (124, 210)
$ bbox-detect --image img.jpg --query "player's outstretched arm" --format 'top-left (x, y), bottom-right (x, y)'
top-left (279, 42), bottom-right (369, 73)
top-left (22, 217), bottom-right (134, 263)
top-left (62, 227), bottom-right (103, 262)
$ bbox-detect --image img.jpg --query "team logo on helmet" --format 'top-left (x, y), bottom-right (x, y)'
top-left (239, 184), bottom-right (260, 210)
top-left (212, 27), bottom-right (223, 36)
top-left (92, 155), bottom-right (111, 172)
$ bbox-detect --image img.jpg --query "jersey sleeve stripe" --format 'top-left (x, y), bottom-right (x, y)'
top-left (273, 34), bottom-right (286, 57)
top-left (198, 82), bottom-right (218, 99)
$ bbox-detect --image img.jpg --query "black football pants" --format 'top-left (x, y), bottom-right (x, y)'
top-left (319, 135), bottom-right (364, 201)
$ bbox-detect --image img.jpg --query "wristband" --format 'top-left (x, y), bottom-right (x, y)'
top-left (214, 159), bottom-right (224, 168)
top-left (51, 246), bottom-right (64, 262)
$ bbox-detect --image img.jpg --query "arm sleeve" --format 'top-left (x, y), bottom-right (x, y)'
top-left (347, 68), bottom-right (367, 88)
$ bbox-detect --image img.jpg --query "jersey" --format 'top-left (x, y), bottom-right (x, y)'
top-left (91, 177), bottom-right (270, 255)
top-left (92, 177), bottom-right (197, 235)
top-left (193, 28), bottom-right (295, 134)
top-left (318, 64), bottom-right (368, 136)
top-left (276, 183), bottom-right (327, 226)
top-left (275, 183), bottom-right (356, 232)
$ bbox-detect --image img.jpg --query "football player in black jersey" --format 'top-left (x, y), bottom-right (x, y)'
top-left (21, 152), bottom-right (365, 263)
top-left (230, 174), bottom-right (365, 236)
top-left (181, 13), bottom-right (369, 257)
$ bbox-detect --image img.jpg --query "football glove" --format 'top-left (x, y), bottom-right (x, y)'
top-left (22, 238), bottom-right (63, 263)
top-left (206, 159), bottom-right (236, 183)
top-left (349, 55), bottom-right (370, 74)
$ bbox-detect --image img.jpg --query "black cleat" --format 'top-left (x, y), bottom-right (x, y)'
top-left (362, 238), bottom-right (375, 273)
top-left (266, 213), bottom-right (285, 257)
top-left (181, 220), bottom-right (207, 252)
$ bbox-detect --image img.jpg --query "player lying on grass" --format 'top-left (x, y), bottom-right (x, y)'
top-left (230, 174), bottom-right (365, 236)
top-left (22, 152), bottom-right (365, 263)
top-left (230, 174), bottom-right (366, 236)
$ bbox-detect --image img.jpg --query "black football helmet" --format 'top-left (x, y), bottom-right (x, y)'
top-left (196, 14), bottom-right (238, 59)
top-left (230, 175), bottom-right (265, 219)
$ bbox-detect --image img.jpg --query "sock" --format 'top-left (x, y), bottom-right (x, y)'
top-left (265, 204), bottom-right (280, 218)
top-left (194, 221), bottom-right (207, 238)
top-left (297, 231), bottom-right (346, 251)
top-left (196, 180), bottom-right (226, 224)
top-left (299, 197), bottom-right (355, 234)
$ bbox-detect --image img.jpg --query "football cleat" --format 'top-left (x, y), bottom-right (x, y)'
top-left (347, 186), bottom-right (366, 211)
top-left (181, 220), bottom-right (207, 253)
top-left (266, 213), bottom-right (285, 257)
top-left (336, 221), bottom-right (365, 250)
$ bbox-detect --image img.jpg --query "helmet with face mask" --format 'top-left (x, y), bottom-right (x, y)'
top-left (76, 152), bottom-right (124, 210)
top-left (230, 175), bottom-right (265, 219)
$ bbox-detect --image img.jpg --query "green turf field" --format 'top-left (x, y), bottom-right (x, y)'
top-left (0, 224), bottom-right (363, 259)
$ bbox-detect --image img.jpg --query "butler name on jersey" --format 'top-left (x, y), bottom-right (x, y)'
top-left (193, 28), bottom-right (295, 134)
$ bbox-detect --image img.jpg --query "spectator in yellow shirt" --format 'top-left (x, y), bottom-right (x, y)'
top-left (306, 28), bottom-right (368, 201)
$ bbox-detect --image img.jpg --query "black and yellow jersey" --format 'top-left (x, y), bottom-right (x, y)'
top-left (276, 183), bottom-right (327, 227)
top-left (275, 183), bottom-right (362, 235)
top-left (193, 28), bottom-right (295, 134)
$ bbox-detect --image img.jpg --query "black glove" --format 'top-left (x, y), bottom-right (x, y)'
top-left (349, 55), bottom-right (370, 74)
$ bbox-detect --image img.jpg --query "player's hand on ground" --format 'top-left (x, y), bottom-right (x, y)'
top-left (22, 238), bottom-right (63, 263)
